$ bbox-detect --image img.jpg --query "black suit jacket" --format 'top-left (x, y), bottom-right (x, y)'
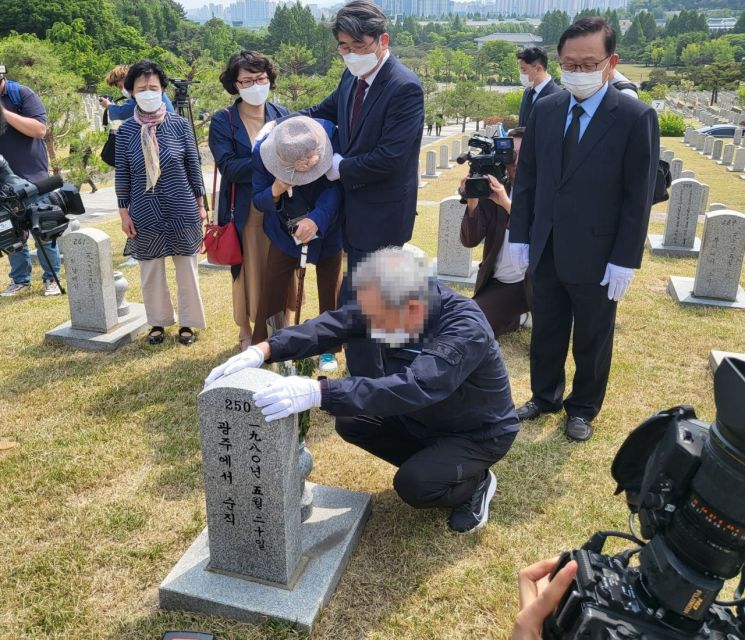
top-left (510, 84), bottom-right (660, 285)
top-left (518, 79), bottom-right (562, 127)
top-left (303, 54), bottom-right (424, 252)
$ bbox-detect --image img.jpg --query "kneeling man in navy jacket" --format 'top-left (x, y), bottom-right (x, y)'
top-left (206, 248), bottom-right (519, 534)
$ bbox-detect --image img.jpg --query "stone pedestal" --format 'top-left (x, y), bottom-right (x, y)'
top-left (709, 350), bottom-right (745, 372)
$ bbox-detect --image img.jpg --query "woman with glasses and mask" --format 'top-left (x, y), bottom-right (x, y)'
top-left (208, 50), bottom-right (294, 352)
top-left (115, 59), bottom-right (207, 346)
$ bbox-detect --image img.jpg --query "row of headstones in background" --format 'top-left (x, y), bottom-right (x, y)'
top-left (421, 136), bottom-right (472, 181)
top-left (159, 366), bottom-right (371, 631)
top-left (647, 178), bottom-right (708, 257)
top-left (668, 209), bottom-right (745, 310)
top-left (45, 228), bottom-right (148, 350)
top-left (435, 196), bottom-right (478, 287)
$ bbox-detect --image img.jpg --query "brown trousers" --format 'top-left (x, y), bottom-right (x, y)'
top-left (252, 245), bottom-right (343, 344)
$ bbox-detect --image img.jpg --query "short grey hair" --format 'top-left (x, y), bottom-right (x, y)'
top-left (331, 0), bottom-right (387, 41)
top-left (352, 247), bottom-right (430, 308)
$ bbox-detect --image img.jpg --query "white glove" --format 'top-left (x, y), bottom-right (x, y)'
top-left (325, 153), bottom-right (343, 181)
top-left (508, 242), bottom-right (530, 273)
top-left (253, 376), bottom-right (322, 423)
top-left (255, 120), bottom-right (276, 143)
top-left (204, 345), bottom-right (265, 388)
top-left (600, 263), bottom-right (634, 301)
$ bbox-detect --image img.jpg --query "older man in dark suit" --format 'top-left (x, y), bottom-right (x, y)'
top-left (517, 47), bottom-right (562, 128)
top-left (303, 0), bottom-right (424, 376)
top-left (509, 18), bottom-right (659, 441)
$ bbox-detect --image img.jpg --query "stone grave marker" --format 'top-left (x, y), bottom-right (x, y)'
top-left (160, 367), bottom-right (371, 632)
top-left (461, 134), bottom-right (470, 151)
top-left (709, 203), bottom-right (727, 211)
top-left (702, 136), bottom-right (715, 156)
top-left (435, 196), bottom-right (476, 285)
top-left (720, 144), bottom-right (735, 166)
top-left (709, 351), bottom-right (745, 373)
top-left (670, 158), bottom-right (683, 180)
top-left (438, 144), bottom-right (451, 170)
top-left (668, 210), bottom-right (745, 309)
top-left (45, 228), bottom-right (147, 350)
top-left (450, 140), bottom-right (461, 162)
top-left (728, 147), bottom-right (745, 172)
top-left (681, 170), bottom-right (695, 178)
top-left (694, 133), bottom-right (706, 151)
top-left (683, 128), bottom-right (693, 145)
top-left (422, 150), bottom-right (441, 179)
top-left (647, 178), bottom-right (707, 257)
top-left (712, 139), bottom-right (724, 161)
top-left (735, 129), bottom-right (743, 145)
top-left (661, 149), bottom-right (674, 164)
top-left (417, 160), bottom-right (426, 189)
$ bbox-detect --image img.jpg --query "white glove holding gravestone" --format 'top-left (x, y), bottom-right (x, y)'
top-left (203, 346), bottom-right (265, 388)
top-left (253, 376), bottom-right (321, 422)
top-left (508, 242), bottom-right (530, 273)
top-left (600, 263), bottom-right (635, 301)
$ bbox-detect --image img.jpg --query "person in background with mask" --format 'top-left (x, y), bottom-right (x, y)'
top-left (508, 18), bottom-right (659, 442)
top-left (100, 64), bottom-right (174, 122)
top-left (115, 59), bottom-right (207, 346)
top-left (301, 0), bottom-right (424, 378)
top-left (208, 50), bottom-right (294, 352)
top-left (516, 47), bottom-right (561, 128)
top-left (205, 248), bottom-right (519, 535)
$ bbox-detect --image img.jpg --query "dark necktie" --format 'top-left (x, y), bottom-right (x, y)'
top-left (521, 88), bottom-right (536, 125)
top-left (562, 104), bottom-right (585, 177)
top-left (350, 78), bottom-right (368, 131)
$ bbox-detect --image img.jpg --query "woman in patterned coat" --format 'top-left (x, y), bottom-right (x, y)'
top-left (115, 60), bottom-right (207, 345)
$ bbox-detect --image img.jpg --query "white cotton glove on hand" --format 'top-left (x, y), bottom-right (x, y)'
top-left (508, 242), bottom-right (530, 274)
top-left (600, 263), bottom-right (635, 301)
top-left (255, 120), bottom-right (276, 143)
top-left (325, 153), bottom-right (343, 182)
top-left (204, 346), bottom-right (265, 388)
top-left (253, 376), bottom-right (322, 422)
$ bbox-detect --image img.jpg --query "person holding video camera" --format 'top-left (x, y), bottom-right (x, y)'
top-left (459, 128), bottom-right (530, 338)
top-left (509, 18), bottom-right (659, 442)
top-left (0, 68), bottom-right (62, 297)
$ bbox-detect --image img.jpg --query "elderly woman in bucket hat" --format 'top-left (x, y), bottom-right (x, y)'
top-left (251, 116), bottom-right (343, 371)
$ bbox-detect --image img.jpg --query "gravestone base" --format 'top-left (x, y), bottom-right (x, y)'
top-left (418, 180), bottom-right (428, 189)
top-left (45, 303), bottom-right (148, 351)
top-left (159, 482), bottom-right (371, 633)
top-left (432, 259), bottom-right (479, 288)
top-left (709, 350), bottom-right (745, 372)
top-left (422, 171), bottom-right (442, 179)
top-left (667, 277), bottom-right (745, 310)
top-left (646, 234), bottom-right (701, 258)
top-left (199, 259), bottom-right (231, 271)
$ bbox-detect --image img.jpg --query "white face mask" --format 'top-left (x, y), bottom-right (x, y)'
top-left (239, 83), bottom-right (270, 106)
top-left (134, 90), bottom-right (162, 112)
top-left (370, 329), bottom-right (415, 348)
top-left (121, 87), bottom-right (130, 98)
top-left (560, 65), bottom-right (608, 100)
top-left (519, 72), bottom-right (532, 88)
top-left (343, 44), bottom-right (380, 77)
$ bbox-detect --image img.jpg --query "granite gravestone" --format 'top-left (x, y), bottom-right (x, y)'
top-left (712, 139), bottom-right (724, 161)
top-left (735, 129), bottom-right (743, 145)
top-left (661, 149), bottom-right (674, 164)
top-left (438, 144), bottom-right (451, 170)
top-left (670, 158), bottom-right (683, 180)
top-left (709, 351), bottom-right (745, 373)
top-left (720, 144), bottom-right (735, 166)
top-left (681, 170), bottom-right (695, 178)
top-left (646, 178), bottom-right (707, 257)
top-left (435, 196), bottom-right (477, 286)
top-left (417, 160), bottom-right (426, 189)
top-left (702, 135), bottom-right (715, 156)
top-left (422, 150), bottom-right (441, 179)
top-left (728, 148), bottom-right (745, 172)
top-left (694, 133), bottom-right (706, 151)
top-left (45, 228), bottom-right (147, 350)
top-left (450, 140), bottom-right (461, 162)
top-left (709, 203), bottom-right (727, 212)
top-left (668, 210), bottom-right (745, 309)
top-left (160, 367), bottom-right (371, 632)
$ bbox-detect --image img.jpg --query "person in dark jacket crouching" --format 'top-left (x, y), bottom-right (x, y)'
top-left (205, 247), bottom-right (519, 534)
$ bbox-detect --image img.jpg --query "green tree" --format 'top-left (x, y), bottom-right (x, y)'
top-left (735, 11), bottom-right (745, 34)
top-left (201, 17), bottom-right (239, 61)
top-left (538, 10), bottom-right (570, 44)
top-left (274, 43), bottom-right (316, 76)
top-left (442, 81), bottom-right (482, 132)
top-left (450, 50), bottom-right (475, 80)
top-left (47, 19), bottom-right (109, 88)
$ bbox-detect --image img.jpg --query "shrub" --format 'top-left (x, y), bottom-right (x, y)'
top-left (659, 111), bottom-right (686, 137)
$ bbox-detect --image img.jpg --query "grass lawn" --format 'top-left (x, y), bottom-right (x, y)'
top-left (1, 131), bottom-right (744, 639)
top-left (616, 63), bottom-right (653, 84)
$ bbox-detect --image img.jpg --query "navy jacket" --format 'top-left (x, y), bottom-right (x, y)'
top-left (252, 119), bottom-right (343, 264)
top-left (510, 84), bottom-right (659, 284)
top-left (208, 100), bottom-right (288, 234)
top-left (517, 79), bottom-right (562, 127)
top-left (267, 281), bottom-right (520, 441)
top-left (302, 54), bottom-right (424, 252)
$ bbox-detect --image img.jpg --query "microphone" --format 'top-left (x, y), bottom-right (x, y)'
top-left (32, 175), bottom-right (64, 196)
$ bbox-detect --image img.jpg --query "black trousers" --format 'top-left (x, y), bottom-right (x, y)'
top-left (336, 415), bottom-right (516, 509)
top-left (530, 240), bottom-right (617, 421)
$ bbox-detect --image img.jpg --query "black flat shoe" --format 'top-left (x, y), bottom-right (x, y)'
top-left (516, 400), bottom-right (560, 421)
top-left (178, 326), bottom-right (197, 345)
top-left (148, 326), bottom-right (165, 345)
top-left (565, 416), bottom-right (593, 442)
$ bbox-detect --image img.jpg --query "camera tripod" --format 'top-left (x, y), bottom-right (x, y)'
top-left (30, 229), bottom-right (66, 294)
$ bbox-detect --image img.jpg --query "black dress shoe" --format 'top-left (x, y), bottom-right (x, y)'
top-left (565, 416), bottom-right (593, 442)
top-left (516, 400), bottom-right (559, 421)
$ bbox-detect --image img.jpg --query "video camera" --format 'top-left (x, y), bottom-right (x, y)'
top-left (169, 78), bottom-right (199, 110)
top-left (456, 134), bottom-right (516, 201)
top-left (0, 163), bottom-right (85, 257)
top-left (544, 356), bottom-right (745, 639)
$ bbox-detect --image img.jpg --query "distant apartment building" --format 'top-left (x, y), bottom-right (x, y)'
top-left (187, 0), bottom-right (278, 27)
top-left (474, 32), bottom-right (543, 48)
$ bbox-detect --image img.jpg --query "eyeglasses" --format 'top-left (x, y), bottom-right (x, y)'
top-left (559, 56), bottom-right (610, 73)
top-left (235, 76), bottom-right (269, 88)
top-left (337, 38), bottom-right (378, 55)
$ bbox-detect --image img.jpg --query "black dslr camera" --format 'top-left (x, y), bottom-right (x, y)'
top-left (0, 158), bottom-right (85, 257)
top-left (544, 356), bottom-right (745, 639)
top-left (457, 134), bottom-right (515, 201)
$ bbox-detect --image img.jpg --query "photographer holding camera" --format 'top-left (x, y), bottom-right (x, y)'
top-left (459, 128), bottom-right (530, 338)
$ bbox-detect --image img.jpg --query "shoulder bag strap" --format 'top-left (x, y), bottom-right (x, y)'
top-left (224, 107), bottom-right (238, 223)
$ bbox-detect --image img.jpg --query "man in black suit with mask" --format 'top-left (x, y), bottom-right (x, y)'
top-left (517, 47), bottom-right (561, 128)
top-left (508, 18), bottom-right (659, 442)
